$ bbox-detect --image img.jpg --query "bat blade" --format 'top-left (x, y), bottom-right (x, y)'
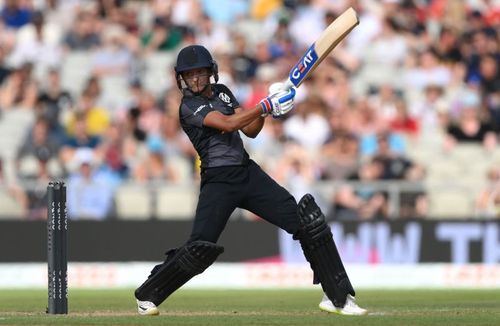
top-left (285, 7), bottom-right (359, 89)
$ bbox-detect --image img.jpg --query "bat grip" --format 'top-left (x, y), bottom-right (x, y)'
top-left (283, 79), bottom-right (296, 91)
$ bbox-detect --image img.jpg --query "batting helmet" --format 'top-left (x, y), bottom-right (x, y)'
top-left (174, 45), bottom-right (219, 89)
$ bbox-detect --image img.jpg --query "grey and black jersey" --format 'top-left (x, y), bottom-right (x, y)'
top-left (179, 84), bottom-right (249, 169)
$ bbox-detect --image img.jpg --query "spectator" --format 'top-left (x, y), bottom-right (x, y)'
top-left (348, 97), bottom-right (383, 144)
top-left (478, 54), bottom-right (500, 129)
top-left (60, 114), bottom-right (101, 168)
top-left (389, 99), bottom-right (420, 139)
top-left (201, 0), bottom-right (249, 25)
top-left (409, 84), bottom-right (449, 139)
top-left (372, 132), bottom-right (424, 181)
top-left (0, 62), bottom-right (38, 109)
top-left (21, 158), bottom-right (52, 220)
top-left (283, 96), bottom-right (330, 151)
top-left (243, 64), bottom-right (276, 109)
top-left (91, 24), bottom-right (132, 77)
top-left (136, 91), bottom-right (163, 135)
top-left (230, 33), bottom-right (258, 83)
top-left (403, 48), bottom-right (451, 92)
top-left (66, 148), bottom-right (114, 220)
top-left (82, 76), bottom-right (102, 102)
top-left (170, 0), bottom-right (202, 29)
top-left (329, 160), bottom-right (387, 221)
top-left (130, 136), bottom-right (178, 184)
top-left (435, 27), bottom-right (462, 64)
top-left (368, 85), bottom-right (403, 124)
top-left (160, 113), bottom-right (196, 160)
top-left (363, 17), bottom-right (408, 87)
top-left (9, 10), bottom-right (62, 69)
top-left (0, 45), bottom-right (11, 85)
top-left (96, 0), bottom-right (123, 21)
top-left (475, 166), bottom-right (500, 218)
top-left (320, 130), bottom-right (360, 181)
top-left (16, 117), bottom-right (60, 178)
top-left (444, 93), bottom-right (497, 151)
top-left (65, 90), bottom-right (110, 138)
top-left (371, 133), bottom-right (427, 218)
top-left (1, 0), bottom-right (32, 29)
top-left (122, 107), bottom-right (148, 173)
top-left (463, 30), bottom-right (496, 84)
top-left (36, 68), bottom-right (72, 136)
top-left (244, 117), bottom-right (293, 167)
top-left (96, 121), bottom-right (128, 178)
top-left (141, 16), bottom-right (183, 53)
top-left (272, 142), bottom-right (317, 197)
top-left (157, 87), bottom-right (182, 115)
top-left (195, 14), bottom-right (229, 53)
top-left (0, 0), bottom-right (497, 221)
top-left (267, 15), bottom-right (295, 60)
top-left (63, 9), bottom-right (101, 50)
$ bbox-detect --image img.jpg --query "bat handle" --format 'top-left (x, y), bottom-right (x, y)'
top-left (283, 79), bottom-right (296, 91)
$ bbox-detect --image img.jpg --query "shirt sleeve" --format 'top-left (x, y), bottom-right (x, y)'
top-left (216, 84), bottom-right (240, 108)
top-left (179, 101), bottom-right (213, 128)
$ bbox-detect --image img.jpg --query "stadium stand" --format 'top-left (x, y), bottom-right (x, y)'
top-left (0, 0), bottom-right (498, 220)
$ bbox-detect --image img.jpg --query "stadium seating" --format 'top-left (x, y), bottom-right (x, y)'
top-left (155, 185), bottom-right (197, 220)
top-left (0, 189), bottom-right (23, 218)
top-left (114, 183), bottom-right (153, 220)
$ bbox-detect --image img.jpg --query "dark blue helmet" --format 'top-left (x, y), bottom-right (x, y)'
top-left (174, 45), bottom-right (218, 89)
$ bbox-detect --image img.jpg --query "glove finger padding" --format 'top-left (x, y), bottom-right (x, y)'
top-left (279, 101), bottom-right (294, 115)
top-left (271, 88), bottom-right (296, 117)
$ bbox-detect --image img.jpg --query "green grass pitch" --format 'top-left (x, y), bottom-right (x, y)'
top-left (0, 289), bottom-right (498, 325)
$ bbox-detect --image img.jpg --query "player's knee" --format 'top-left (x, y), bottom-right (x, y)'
top-left (180, 240), bottom-right (224, 274)
top-left (295, 194), bottom-right (331, 244)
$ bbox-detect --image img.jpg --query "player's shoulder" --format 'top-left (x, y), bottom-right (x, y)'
top-left (212, 83), bottom-right (238, 105)
top-left (212, 83), bottom-right (232, 94)
top-left (179, 94), bottom-right (205, 112)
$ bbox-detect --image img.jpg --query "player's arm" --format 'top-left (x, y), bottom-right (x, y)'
top-left (236, 107), bottom-right (265, 138)
top-left (202, 105), bottom-right (264, 134)
top-left (203, 88), bottom-right (296, 134)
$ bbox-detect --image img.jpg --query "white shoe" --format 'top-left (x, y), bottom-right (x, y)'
top-left (136, 299), bottom-right (160, 316)
top-left (319, 294), bottom-right (368, 316)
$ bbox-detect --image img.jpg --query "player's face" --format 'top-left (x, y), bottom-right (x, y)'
top-left (182, 68), bottom-right (212, 93)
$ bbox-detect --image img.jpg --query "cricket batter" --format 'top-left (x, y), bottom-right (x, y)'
top-left (134, 45), bottom-right (367, 316)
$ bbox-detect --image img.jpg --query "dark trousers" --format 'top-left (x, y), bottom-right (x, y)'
top-left (189, 160), bottom-right (299, 243)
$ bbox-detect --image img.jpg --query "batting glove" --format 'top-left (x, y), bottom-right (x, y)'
top-left (259, 87), bottom-right (296, 118)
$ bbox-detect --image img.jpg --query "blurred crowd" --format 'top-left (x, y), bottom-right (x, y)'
top-left (0, 0), bottom-right (499, 220)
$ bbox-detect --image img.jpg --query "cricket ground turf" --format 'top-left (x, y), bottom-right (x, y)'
top-left (0, 289), bottom-right (498, 325)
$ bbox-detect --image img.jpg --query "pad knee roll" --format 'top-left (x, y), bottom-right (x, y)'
top-left (135, 241), bottom-right (224, 306)
top-left (296, 194), bottom-right (355, 307)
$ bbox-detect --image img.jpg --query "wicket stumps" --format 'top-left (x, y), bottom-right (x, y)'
top-left (47, 181), bottom-right (68, 314)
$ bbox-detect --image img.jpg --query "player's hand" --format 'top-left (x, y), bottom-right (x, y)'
top-left (259, 87), bottom-right (296, 118)
top-left (268, 82), bottom-right (287, 93)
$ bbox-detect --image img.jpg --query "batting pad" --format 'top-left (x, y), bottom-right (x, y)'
top-left (135, 241), bottom-right (224, 306)
top-left (295, 194), bottom-right (355, 308)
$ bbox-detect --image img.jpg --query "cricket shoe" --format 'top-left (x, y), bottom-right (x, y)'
top-left (319, 294), bottom-right (368, 316)
top-left (136, 299), bottom-right (159, 316)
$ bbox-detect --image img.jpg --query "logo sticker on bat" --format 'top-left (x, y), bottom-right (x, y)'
top-left (289, 45), bottom-right (318, 87)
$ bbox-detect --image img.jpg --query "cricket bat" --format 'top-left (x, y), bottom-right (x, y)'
top-left (284, 7), bottom-right (359, 89)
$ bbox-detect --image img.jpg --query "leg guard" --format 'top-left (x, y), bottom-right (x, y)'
top-left (135, 241), bottom-right (224, 306)
top-left (294, 194), bottom-right (355, 308)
